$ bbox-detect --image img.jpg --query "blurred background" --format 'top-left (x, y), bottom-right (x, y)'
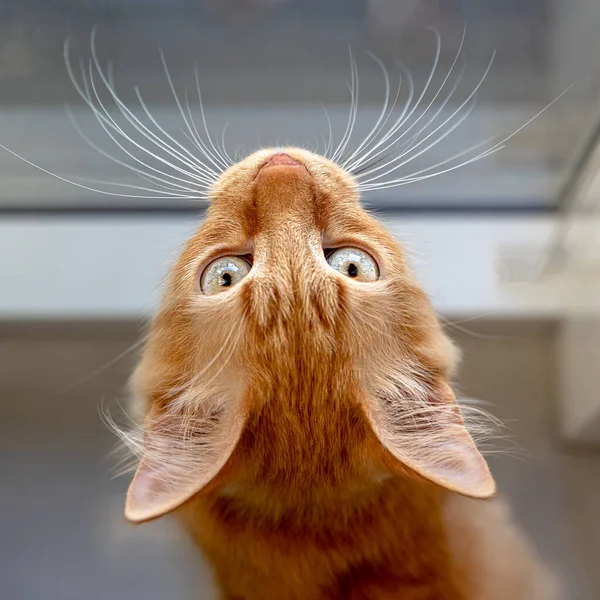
top-left (1, 1), bottom-right (600, 598)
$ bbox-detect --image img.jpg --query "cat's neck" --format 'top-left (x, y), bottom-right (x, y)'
top-left (178, 383), bottom-right (468, 598)
top-left (196, 383), bottom-right (435, 526)
top-left (179, 474), bottom-right (468, 599)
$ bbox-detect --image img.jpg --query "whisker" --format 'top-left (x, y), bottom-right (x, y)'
top-left (352, 153), bottom-right (394, 176)
top-left (86, 34), bottom-right (217, 185)
top-left (67, 40), bottom-right (215, 191)
top-left (360, 145), bottom-right (502, 190)
top-left (348, 28), bottom-right (441, 172)
top-left (63, 43), bottom-right (209, 197)
top-left (309, 134), bottom-right (322, 154)
top-left (347, 24), bottom-right (464, 174)
top-left (60, 336), bottom-right (149, 395)
top-left (363, 132), bottom-right (497, 188)
top-left (363, 88), bottom-right (571, 189)
top-left (358, 51), bottom-right (491, 184)
top-left (331, 45), bottom-right (360, 162)
top-left (356, 34), bottom-right (572, 192)
top-left (340, 50), bottom-right (392, 169)
top-left (353, 28), bottom-right (469, 178)
top-left (219, 121), bottom-right (233, 165)
top-left (132, 87), bottom-right (217, 184)
top-left (183, 86), bottom-right (229, 173)
top-left (345, 60), bottom-right (416, 173)
top-left (320, 103), bottom-right (334, 158)
top-left (156, 47), bottom-right (223, 177)
top-left (358, 42), bottom-right (481, 185)
top-left (72, 63), bottom-right (209, 194)
top-left (66, 108), bottom-right (202, 196)
top-left (341, 52), bottom-right (362, 163)
top-left (385, 60), bottom-right (468, 161)
top-left (234, 144), bottom-right (245, 161)
top-left (359, 96), bottom-right (479, 185)
top-left (0, 141), bottom-right (199, 199)
top-left (194, 67), bottom-right (233, 169)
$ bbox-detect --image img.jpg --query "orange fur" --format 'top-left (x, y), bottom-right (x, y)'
top-left (123, 148), bottom-right (554, 599)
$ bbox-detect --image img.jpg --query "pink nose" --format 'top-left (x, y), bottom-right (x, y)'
top-left (263, 152), bottom-right (301, 168)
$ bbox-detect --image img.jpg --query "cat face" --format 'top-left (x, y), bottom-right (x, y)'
top-left (124, 148), bottom-right (494, 523)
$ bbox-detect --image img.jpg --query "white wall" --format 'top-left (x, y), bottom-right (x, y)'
top-left (3, 214), bottom-right (600, 320)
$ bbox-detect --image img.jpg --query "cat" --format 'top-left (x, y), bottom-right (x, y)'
top-left (120, 147), bottom-right (559, 599)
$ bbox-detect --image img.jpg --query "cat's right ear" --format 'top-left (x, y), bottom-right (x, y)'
top-left (124, 400), bottom-right (245, 523)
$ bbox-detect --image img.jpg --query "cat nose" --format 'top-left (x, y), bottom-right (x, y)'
top-left (262, 152), bottom-right (301, 168)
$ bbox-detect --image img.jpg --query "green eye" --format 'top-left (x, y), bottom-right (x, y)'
top-left (326, 248), bottom-right (379, 282)
top-left (200, 256), bottom-right (251, 294)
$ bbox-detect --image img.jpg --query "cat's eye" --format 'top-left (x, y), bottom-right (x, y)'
top-left (326, 247), bottom-right (379, 282)
top-left (200, 256), bottom-right (252, 294)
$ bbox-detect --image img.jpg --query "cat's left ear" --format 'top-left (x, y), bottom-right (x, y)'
top-left (364, 381), bottom-right (495, 498)
top-left (124, 401), bottom-right (245, 523)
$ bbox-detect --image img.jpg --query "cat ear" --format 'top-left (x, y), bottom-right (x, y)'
top-left (365, 381), bottom-right (495, 498)
top-left (125, 401), bottom-right (245, 523)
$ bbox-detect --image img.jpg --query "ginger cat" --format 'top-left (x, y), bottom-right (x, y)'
top-left (122, 148), bottom-right (558, 599)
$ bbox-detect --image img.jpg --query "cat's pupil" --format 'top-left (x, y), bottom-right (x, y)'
top-left (221, 272), bottom-right (232, 287)
top-left (347, 263), bottom-right (358, 277)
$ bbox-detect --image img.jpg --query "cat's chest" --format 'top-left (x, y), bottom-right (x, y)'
top-left (179, 479), bottom-right (468, 600)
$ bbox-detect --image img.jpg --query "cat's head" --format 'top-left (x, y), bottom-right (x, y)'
top-left (124, 148), bottom-right (495, 523)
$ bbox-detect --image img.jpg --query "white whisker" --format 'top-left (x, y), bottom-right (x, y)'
top-left (132, 87), bottom-right (218, 184)
top-left (381, 27), bottom-right (465, 148)
top-left (349, 27), bottom-right (442, 173)
top-left (67, 49), bottom-right (202, 193)
top-left (72, 63), bottom-right (209, 194)
top-left (359, 96), bottom-right (478, 185)
top-left (331, 46), bottom-right (360, 162)
top-left (157, 49), bottom-right (224, 176)
top-left (66, 38), bottom-right (215, 192)
top-left (0, 141), bottom-right (200, 199)
top-left (351, 26), bottom-right (468, 177)
top-left (65, 108), bottom-right (199, 196)
top-left (86, 34), bottom-right (217, 184)
top-left (362, 84), bottom-right (571, 190)
top-left (183, 86), bottom-right (230, 173)
top-left (61, 336), bottom-right (149, 395)
top-left (340, 51), bottom-right (392, 169)
top-left (320, 103), bottom-right (334, 158)
top-left (390, 60), bottom-right (467, 158)
top-left (219, 121), bottom-right (233, 164)
top-left (234, 144), bottom-right (245, 161)
top-left (359, 50), bottom-right (493, 184)
top-left (346, 60), bottom-right (416, 173)
top-left (195, 67), bottom-right (233, 169)
top-left (354, 60), bottom-right (467, 178)
top-left (361, 145), bottom-right (503, 190)
top-left (364, 133), bottom-right (497, 187)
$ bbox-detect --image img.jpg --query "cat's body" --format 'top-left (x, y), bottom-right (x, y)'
top-left (181, 491), bottom-right (556, 599)
top-left (185, 478), bottom-right (464, 599)
top-left (122, 148), bottom-right (557, 598)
